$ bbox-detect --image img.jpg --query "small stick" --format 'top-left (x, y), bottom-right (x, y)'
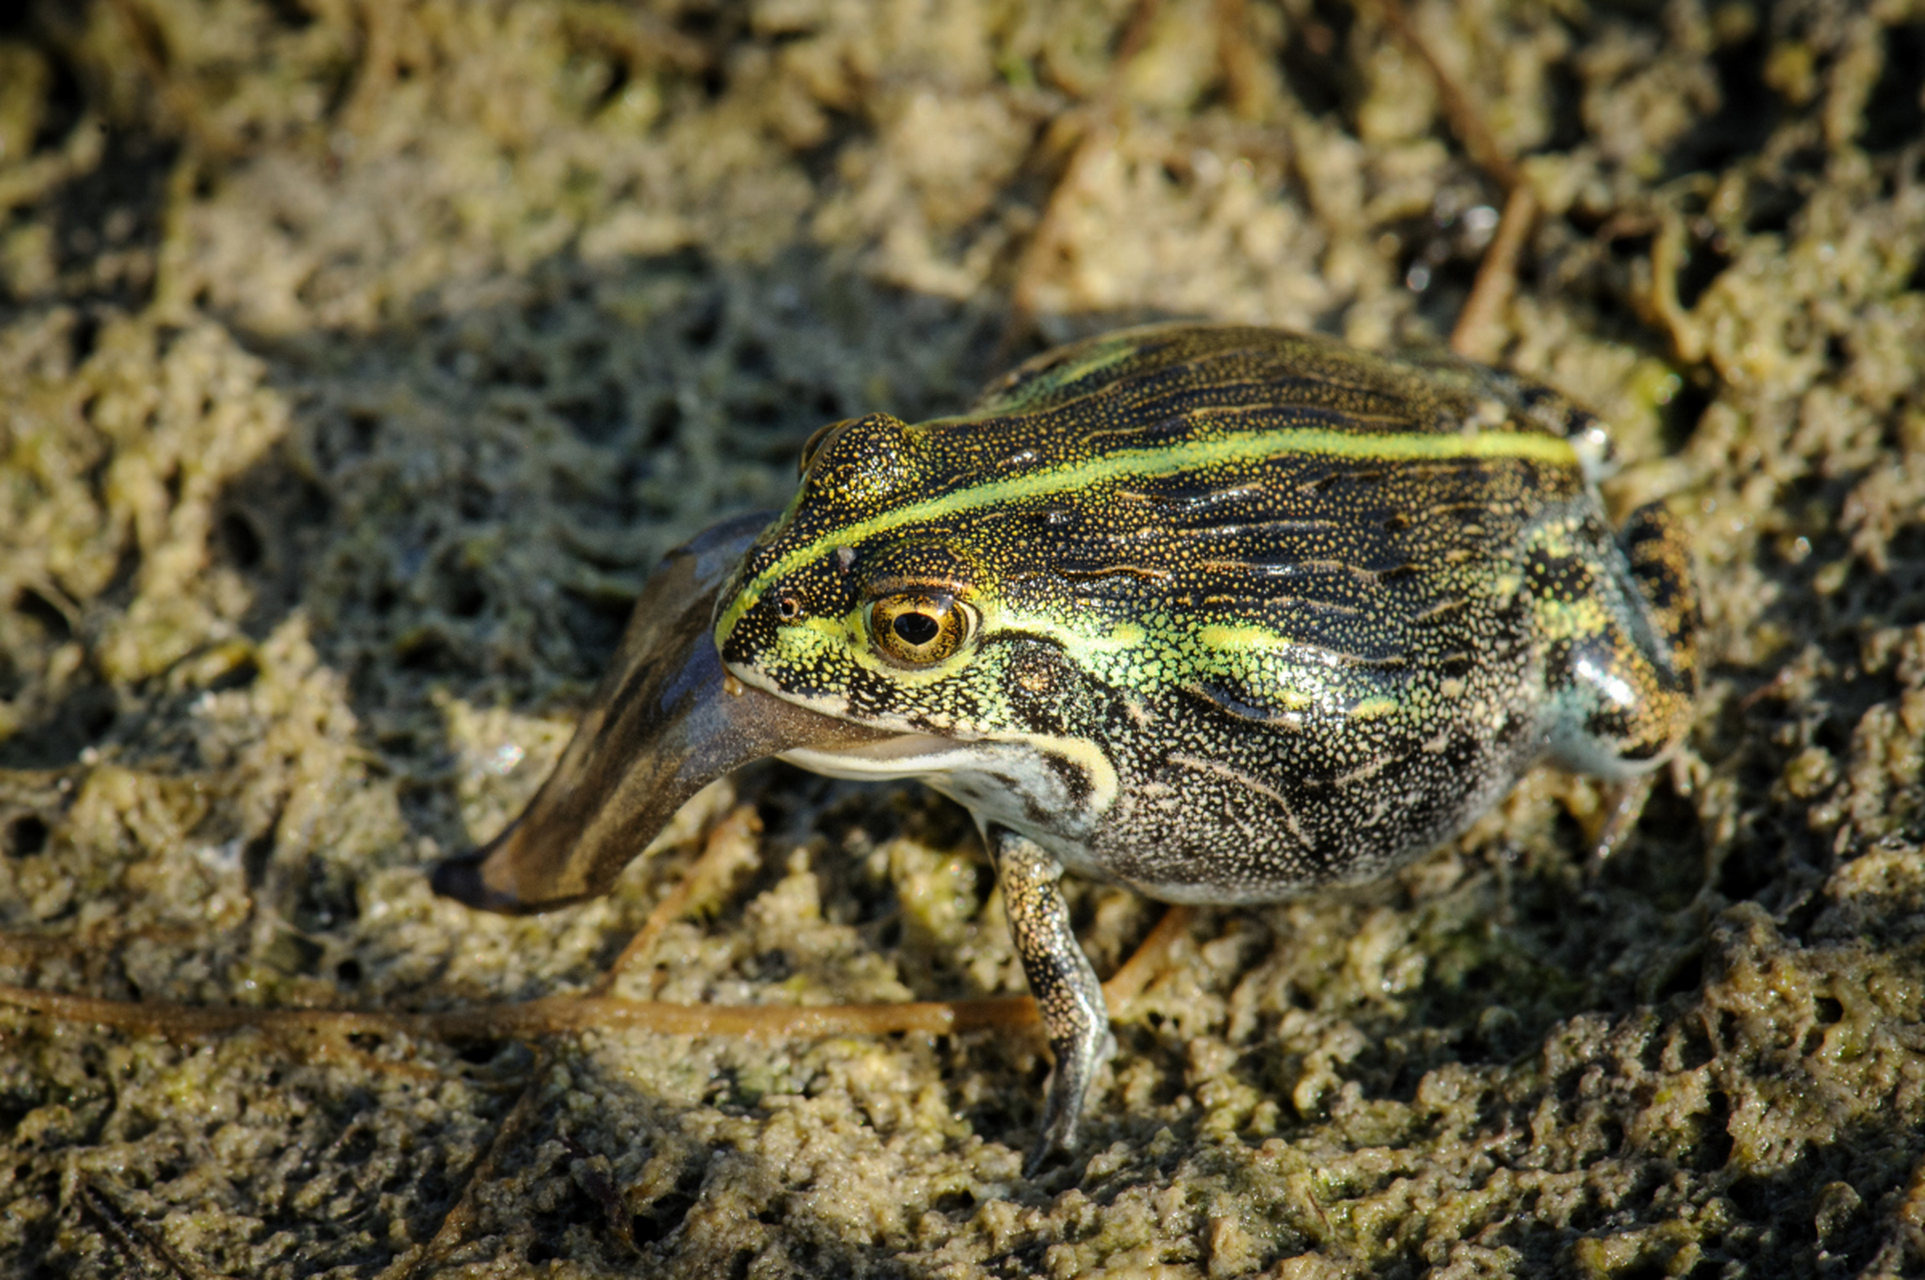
top-left (1102, 904), bottom-right (1195, 1009)
top-left (1449, 182), bottom-right (1538, 361)
top-left (377, 1050), bottom-right (552, 1280)
top-left (1004, 124), bottom-right (1112, 358)
top-left (341, 0), bottom-right (399, 136)
top-left (0, 982), bottom-right (1039, 1043)
top-left (1213, 0), bottom-right (1265, 121)
top-left (1374, 0), bottom-right (1539, 361)
top-left (1002, 0), bottom-right (1164, 354)
top-left (79, 1176), bottom-right (232, 1280)
top-left (1376, 0), bottom-right (1519, 193)
top-left (587, 804), bottom-right (760, 998)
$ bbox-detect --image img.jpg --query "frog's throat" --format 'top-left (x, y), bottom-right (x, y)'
top-left (713, 423), bottom-right (1579, 647)
top-left (780, 724), bottom-right (1120, 825)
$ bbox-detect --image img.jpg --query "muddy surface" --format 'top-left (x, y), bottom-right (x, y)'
top-left (1, 1), bottom-right (1922, 1276)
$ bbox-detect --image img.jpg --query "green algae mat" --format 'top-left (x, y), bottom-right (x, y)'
top-left (2, 2), bottom-right (1923, 1276)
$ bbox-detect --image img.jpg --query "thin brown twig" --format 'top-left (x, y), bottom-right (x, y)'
top-left (1002, 0), bottom-right (1164, 355)
top-left (376, 1048), bottom-right (553, 1280)
top-left (0, 925), bottom-right (208, 965)
top-left (0, 787), bottom-right (1057, 1073)
top-left (1109, 0), bottom-right (1165, 73)
top-left (1376, 0), bottom-right (1519, 194)
top-left (1449, 182), bottom-right (1539, 360)
top-left (1213, 0), bottom-right (1266, 121)
top-left (1374, 0), bottom-right (1541, 360)
top-left (341, 0), bottom-right (400, 136)
top-left (0, 982), bottom-right (1040, 1042)
top-left (587, 805), bottom-right (760, 998)
top-left (0, 850), bottom-right (1196, 1061)
top-left (0, 810), bottom-right (1204, 1097)
top-left (1003, 126), bottom-right (1109, 357)
top-left (78, 1177), bottom-right (234, 1280)
top-left (1102, 905), bottom-right (1195, 1009)
top-left (7, 968), bottom-right (1040, 1277)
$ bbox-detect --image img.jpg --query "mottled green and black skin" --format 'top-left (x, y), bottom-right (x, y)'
top-left (712, 324), bottom-right (1698, 1171)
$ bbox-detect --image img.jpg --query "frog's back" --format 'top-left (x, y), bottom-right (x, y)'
top-left (739, 324), bottom-right (1638, 903)
top-left (922, 325), bottom-right (1609, 898)
top-left (969, 324), bottom-right (1605, 451)
top-left (905, 324), bottom-right (1598, 702)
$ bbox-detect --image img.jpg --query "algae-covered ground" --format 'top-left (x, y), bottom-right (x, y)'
top-left (1, 1), bottom-right (1923, 1276)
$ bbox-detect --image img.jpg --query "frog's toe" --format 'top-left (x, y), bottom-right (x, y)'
top-left (1587, 773), bottom-right (1656, 870)
top-left (1023, 1115), bottom-right (1069, 1179)
top-left (1025, 1026), bottom-right (1117, 1177)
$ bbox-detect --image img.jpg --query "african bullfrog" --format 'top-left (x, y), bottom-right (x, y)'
top-left (434, 323), bottom-right (1698, 1173)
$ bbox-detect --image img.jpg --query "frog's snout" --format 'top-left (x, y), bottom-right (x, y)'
top-left (431, 513), bottom-right (890, 914)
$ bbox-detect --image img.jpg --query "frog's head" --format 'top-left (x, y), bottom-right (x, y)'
top-left (715, 412), bottom-right (994, 733)
top-left (435, 400), bottom-right (1130, 914)
top-left (711, 410), bottom-right (1117, 829)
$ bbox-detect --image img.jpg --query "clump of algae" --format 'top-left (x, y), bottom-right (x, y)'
top-left (1, 1), bottom-right (1922, 1277)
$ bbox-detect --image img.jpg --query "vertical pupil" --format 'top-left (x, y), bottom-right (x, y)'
top-left (892, 612), bottom-right (941, 646)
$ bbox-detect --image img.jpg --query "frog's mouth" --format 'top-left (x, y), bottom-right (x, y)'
top-left (431, 513), bottom-right (900, 914)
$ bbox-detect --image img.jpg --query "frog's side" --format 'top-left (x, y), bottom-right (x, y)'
top-left (711, 324), bottom-right (1698, 1171)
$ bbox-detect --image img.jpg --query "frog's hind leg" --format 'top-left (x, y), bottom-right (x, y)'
top-left (1543, 500), bottom-right (1700, 781)
top-left (1585, 502), bottom-right (1701, 868)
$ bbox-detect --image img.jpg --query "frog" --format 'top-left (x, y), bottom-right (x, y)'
top-left (433, 323), bottom-right (1698, 1174)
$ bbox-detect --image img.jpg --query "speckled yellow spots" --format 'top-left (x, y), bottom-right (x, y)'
top-left (1532, 595), bottom-right (1616, 642)
top-left (774, 616), bottom-right (850, 667)
top-left (716, 424), bottom-right (1581, 642)
top-left (1195, 623), bottom-right (1290, 653)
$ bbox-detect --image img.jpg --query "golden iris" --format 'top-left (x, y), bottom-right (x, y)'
top-left (869, 593), bottom-right (973, 666)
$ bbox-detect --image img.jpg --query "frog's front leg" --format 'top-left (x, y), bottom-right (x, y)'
top-left (1545, 500), bottom-right (1700, 779)
top-left (1619, 501), bottom-right (1700, 708)
top-left (990, 828), bottom-right (1115, 1175)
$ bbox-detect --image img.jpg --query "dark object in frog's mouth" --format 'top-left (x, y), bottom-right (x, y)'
top-left (430, 512), bottom-right (892, 913)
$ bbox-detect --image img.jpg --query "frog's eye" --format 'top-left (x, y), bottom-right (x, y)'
top-left (868, 593), bottom-right (975, 666)
top-left (796, 420), bottom-right (843, 476)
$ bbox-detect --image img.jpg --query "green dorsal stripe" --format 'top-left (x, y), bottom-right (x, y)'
top-left (715, 424), bottom-right (1579, 640)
